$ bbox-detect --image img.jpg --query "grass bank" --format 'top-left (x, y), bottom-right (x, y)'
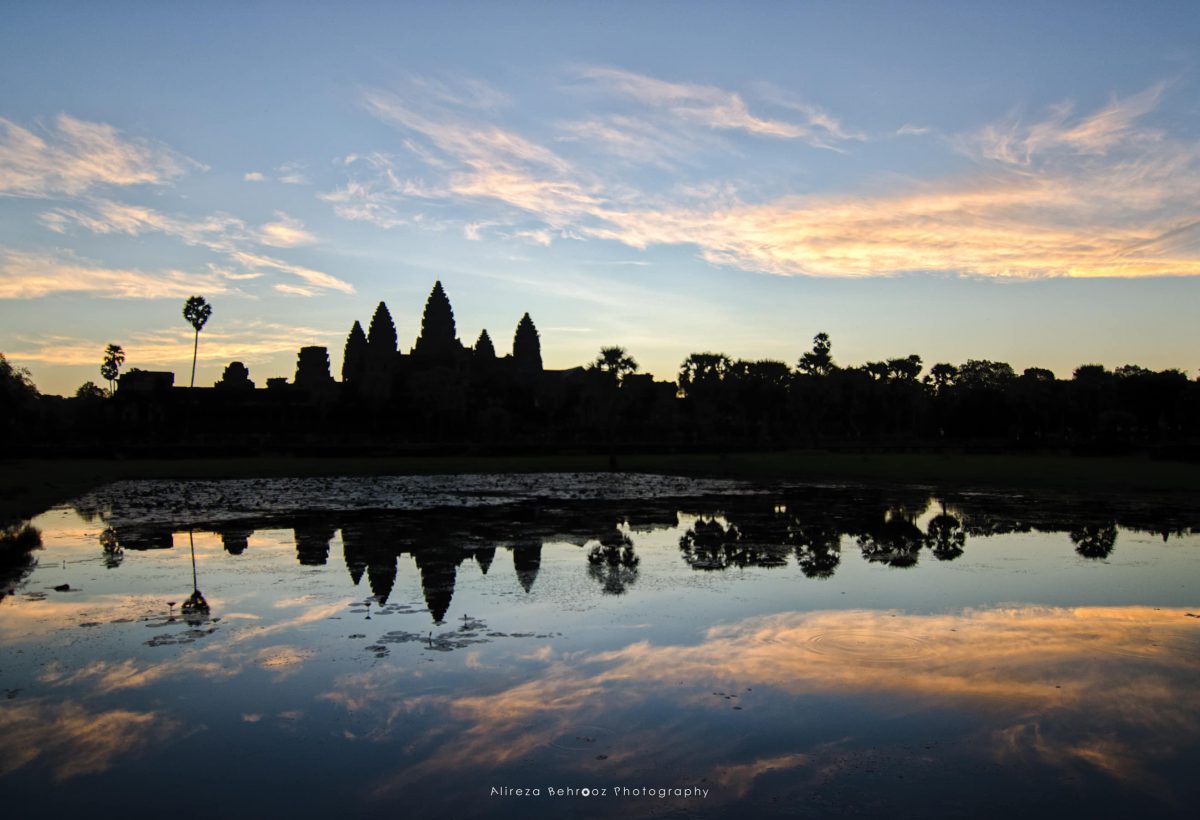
top-left (2, 451), bottom-right (1196, 525)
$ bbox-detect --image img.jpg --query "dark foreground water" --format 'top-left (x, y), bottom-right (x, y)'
top-left (2, 474), bottom-right (1199, 819)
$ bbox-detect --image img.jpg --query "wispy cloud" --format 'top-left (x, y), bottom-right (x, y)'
top-left (256, 212), bottom-right (316, 248)
top-left (970, 84), bottom-right (1167, 166)
top-left (0, 114), bottom-right (198, 197)
top-left (579, 66), bottom-right (859, 148)
top-left (0, 246), bottom-right (229, 299)
top-left (276, 161), bottom-right (308, 185)
top-left (228, 250), bottom-right (354, 294)
top-left (334, 77), bottom-right (1200, 280)
top-left (243, 171), bottom-right (265, 182)
top-left (39, 200), bottom-right (348, 293)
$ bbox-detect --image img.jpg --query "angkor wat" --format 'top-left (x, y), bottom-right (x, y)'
top-left (1, 280), bottom-right (1198, 456)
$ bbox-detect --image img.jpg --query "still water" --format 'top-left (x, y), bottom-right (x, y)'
top-left (2, 474), bottom-right (1198, 819)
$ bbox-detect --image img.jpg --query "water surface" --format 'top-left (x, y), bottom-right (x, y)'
top-left (2, 475), bottom-right (1198, 819)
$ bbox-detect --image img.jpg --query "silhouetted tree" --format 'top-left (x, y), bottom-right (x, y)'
top-left (342, 320), bottom-right (367, 384)
top-left (182, 296), bottom-right (212, 388)
top-left (678, 352), bottom-right (732, 397)
top-left (75, 381), bottom-right (107, 400)
top-left (100, 343), bottom-right (125, 395)
top-left (797, 332), bottom-right (835, 376)
top-left (886, 354), bottom-right (922, 381)
top-left (924, 362), bottom-right (958, 393)
top-left (0, 354), bottom-right (39, 436)
top-left (589, 346), bottom-right (639, 382)
top-left (513, 313), bottom-right (542, 373)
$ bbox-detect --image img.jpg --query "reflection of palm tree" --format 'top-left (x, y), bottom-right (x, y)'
top-left (791, 524), bottom-right (841, 579)
top-left (679, 517), bottom-right (741, 570)
top-left (100, 527), bottom-right (124, 568)
top-left (180, 529), bottom-right (210, 625)
top-left (587, 530), bottom-right (640, 595)
top-left (0, 523), bottom-right (41, 603)
top-left (925, 513), bottom-right (966, 561)
top-left (1070, 523), bottom-right (1118, 559)
top-left (857, 514), bottom-right (923, 568)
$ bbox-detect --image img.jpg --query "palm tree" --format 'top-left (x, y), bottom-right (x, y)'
top-left (182, 296), bottom-right (213, 388)
top-left (589, 345), bottom-right (639, 383)
top-left (100, 343), bottom-right (125, 395)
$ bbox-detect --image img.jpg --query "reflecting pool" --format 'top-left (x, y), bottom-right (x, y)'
top-left (2, 474), bottom-right (1198, 819)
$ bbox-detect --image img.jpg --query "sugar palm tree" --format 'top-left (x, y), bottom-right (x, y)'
top-left (100, 343), bottom-right (125, 395)
top-left (182, 296), bottom-right (213, 388)
top-left (590, 346), bottom-right (638, 383)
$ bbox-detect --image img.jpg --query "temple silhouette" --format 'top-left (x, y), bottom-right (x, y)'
top-left (2, 280), bottom-right (1199, 456)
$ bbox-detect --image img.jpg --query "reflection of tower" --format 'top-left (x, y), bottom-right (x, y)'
top-left (367, 554), bottom-right (398, 604)
top-left (341, 524), bottom-right (368, 586)
top-left (512, 541), bottom-right (542, 593)
top-left (219, 525), bottom-right (253, 556)
top-left (474, 547), bottom-right (495, 575)
top-left (414, 551), bottom-right (460, 624)
top-left (294, 523), bottom-right (335, 566)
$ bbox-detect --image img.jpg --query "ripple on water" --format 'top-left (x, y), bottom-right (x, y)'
top-left (803, 629), bottom-right (932, 664)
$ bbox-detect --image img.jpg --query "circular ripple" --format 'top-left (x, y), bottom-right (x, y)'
top-left (805, 630), bottom-right (931, 664)
top-left (547, 724), bottom-right (616, 752)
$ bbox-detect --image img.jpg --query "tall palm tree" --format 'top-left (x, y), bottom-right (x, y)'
top-left (100, 343), bottom-right (125, 395)
top-left (182, 295), bottom-right (213, 388)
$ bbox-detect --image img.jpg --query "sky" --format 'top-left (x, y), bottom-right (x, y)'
top-left (2, 1), bottom-right (1199, 395)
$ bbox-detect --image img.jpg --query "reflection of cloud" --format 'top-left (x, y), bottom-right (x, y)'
top-left (714, 752), bottom-right (811, 798)
top-left (0, 700), bottom-right (182, 781)
top-left (42, 657), bottom-right (237, 694)
top-left (0, 594), bottom-right (178, 640)
top-left (339, 606), bottom-right (1199, 798)
top-left (0, 114), bottom-right (196, 197)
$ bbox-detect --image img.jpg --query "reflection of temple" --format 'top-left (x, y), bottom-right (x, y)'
top-left (89, 489), bottom-right (1197, 616)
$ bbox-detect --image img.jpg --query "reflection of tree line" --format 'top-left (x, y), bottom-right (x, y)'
top-left (82, 490), bottom-right (1197, 619)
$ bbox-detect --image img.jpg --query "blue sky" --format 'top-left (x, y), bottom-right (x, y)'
top-left (2, 1), bottom-right (1199, 395)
